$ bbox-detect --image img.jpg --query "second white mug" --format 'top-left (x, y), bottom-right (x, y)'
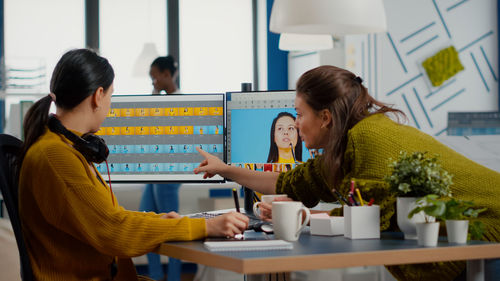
top-left (253, 194), bottom-right (288, 217)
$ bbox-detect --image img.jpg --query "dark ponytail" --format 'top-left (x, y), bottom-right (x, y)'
top-left (19, 49), bottom-right (114, 166)
top-left (21, 95), bottom-right (52, 154)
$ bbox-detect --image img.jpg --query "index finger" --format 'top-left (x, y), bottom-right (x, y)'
top-left (196, 146), bottom-right (210, 157)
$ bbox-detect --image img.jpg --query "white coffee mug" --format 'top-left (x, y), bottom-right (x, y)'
top-left (253, 194), bottom-right (289, 217)
top-left (272, 201), bottom-right (311, 241)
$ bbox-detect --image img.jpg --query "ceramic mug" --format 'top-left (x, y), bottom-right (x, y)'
top-left (272, 201), bottom-right (311, 241)
top-left (253, 194), bottom-right (289, 217)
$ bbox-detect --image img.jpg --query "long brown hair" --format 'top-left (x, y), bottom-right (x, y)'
top-left (296, 65), bottom-right (405, 188)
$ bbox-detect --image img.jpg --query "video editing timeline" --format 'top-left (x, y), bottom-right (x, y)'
top-left (95, 94), bottom-right (225, 182)
top-left (226, 90), bottom-right (311, 171)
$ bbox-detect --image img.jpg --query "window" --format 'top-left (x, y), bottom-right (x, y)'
top-left (179, 0), bottom-right (253, 93)
top-left (100, 0), bottom-right (167, 94)
top-left (4, 0), bottom-right (85, 94)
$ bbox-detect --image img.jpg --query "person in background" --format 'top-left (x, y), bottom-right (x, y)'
top-left (18, 49), bottom-right (248, 281)
top-left (149, 55), bottom-right (180, 95)
top-left (139, 55), bottom-right (183, 281)
top-left (194, 65), bottom-right (500, 281)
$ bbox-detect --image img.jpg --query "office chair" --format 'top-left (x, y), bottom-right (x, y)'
top-left (0, 134), bottom-right (34, 281)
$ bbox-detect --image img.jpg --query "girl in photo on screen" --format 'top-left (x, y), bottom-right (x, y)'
top-left (195, 65), bottom-right (500, 281)
top-left (18, 49), bottom-right (248, 281)
top-left (266, 112), bottom-right (302, 164)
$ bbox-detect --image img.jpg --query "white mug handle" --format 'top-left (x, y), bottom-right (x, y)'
top-left (253, 202), bottom-right (262, 217)
top-left (295, 206), bottom-right (311, 237)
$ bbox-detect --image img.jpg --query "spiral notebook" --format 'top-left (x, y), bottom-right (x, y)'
top-left (204, 239), bottom-right (293, 252)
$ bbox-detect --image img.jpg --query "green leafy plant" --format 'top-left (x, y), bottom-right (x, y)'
top-left (385, 151), bottom-right (453, 198)
top-left (440, 198), bottom-right (487, 240)
top-left (440, 198), bottom-right (487, 220)
top-left (409, 195), bottom-right (487, 240)
top-left (469, 221), bottom-right (486, 240)
top-left (408, 194), bottom-right (446, 223)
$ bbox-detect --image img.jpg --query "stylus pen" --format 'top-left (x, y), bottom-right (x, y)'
top-left (232, 188), bottom-right (241, 213)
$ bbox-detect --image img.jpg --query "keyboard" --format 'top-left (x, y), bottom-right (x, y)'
top-left (188, 211), bottom-right (263, 230)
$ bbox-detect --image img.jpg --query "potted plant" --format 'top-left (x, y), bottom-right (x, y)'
top-left (408, 194), bottom-right (445, 246)
top-left (385, 151), bottom-right (453, 239)
top-left (440, 198), bottom-right (487, 244)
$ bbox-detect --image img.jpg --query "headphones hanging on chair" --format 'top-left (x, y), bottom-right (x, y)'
top-left (48, 114), bottom-right (109, 164)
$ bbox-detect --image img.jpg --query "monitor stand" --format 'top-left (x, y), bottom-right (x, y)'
top-left (243, 186), bottom-right (254, 214)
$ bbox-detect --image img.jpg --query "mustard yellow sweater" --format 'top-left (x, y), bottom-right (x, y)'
top-left (19, 129), bottom-right (206, 281)
top-left (277, 114), bottom-right (500, 281)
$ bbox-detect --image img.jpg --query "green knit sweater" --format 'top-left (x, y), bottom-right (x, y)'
top-left (276, 113), bottom-right (500, 281)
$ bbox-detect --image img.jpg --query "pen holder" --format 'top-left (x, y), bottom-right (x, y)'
top-left (344, 205), bottom-right (380, 239)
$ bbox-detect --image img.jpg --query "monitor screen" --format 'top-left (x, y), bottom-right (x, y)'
top-left (95, 94), bottom-right (225, 182)
top-left (226, 91), bottom-right (312, 173)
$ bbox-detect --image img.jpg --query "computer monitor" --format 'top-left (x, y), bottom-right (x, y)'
top-left (226, 90), bottom-right (312, 170)
top-left (95, 94), bottom-right (225, 182)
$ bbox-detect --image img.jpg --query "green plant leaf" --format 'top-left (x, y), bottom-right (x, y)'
top-left (385, 151), bottom-right (453, 198)
top-left (469, 221), bottom-right (486, 240)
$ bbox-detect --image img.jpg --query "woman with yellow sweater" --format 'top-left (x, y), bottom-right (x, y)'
top-left (18, 49), bottom-right (248, 281)
top-left (195, 65), bottom-right (500, 280)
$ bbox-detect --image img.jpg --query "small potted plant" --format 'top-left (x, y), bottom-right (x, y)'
top-left (440, 198), bottom-right (487, 244)
top-left (385, 151), bottom-right (453, 239)
top-left (408, 194), bottom-right (445, 246)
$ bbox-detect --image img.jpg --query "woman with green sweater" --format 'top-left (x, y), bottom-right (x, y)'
top-left (18, 49), bottom-right (248, 281)
top-left (195, 65), bottom-right (500, 280)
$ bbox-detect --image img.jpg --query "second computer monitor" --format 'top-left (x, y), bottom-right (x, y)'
top-left (95, 94), bottom-right (225, 182)
top-left (226, 90), bottom-right (312, 172)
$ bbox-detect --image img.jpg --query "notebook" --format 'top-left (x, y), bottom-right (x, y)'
top-left (203, 239), bottom-right (293, 252)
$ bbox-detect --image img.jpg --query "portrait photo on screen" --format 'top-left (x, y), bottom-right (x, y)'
top-left (229, 108), bottom-right (310, 164)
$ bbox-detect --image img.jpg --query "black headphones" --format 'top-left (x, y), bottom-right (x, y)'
top-left (48, 115), bottom-right (109, 163)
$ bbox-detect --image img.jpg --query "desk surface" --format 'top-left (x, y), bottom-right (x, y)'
top-left (156, 230), bottom-right (500, 274)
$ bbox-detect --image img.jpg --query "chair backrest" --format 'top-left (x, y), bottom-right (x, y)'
top-left (0, 134), bottom-right (34, 281)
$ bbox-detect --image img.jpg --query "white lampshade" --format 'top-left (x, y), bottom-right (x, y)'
top-left (132, 42), bottom-right (159, 77)
top-left (270, 0), bottom-right (387, 36)
top-left (279, 33), bottom-right (333, 51)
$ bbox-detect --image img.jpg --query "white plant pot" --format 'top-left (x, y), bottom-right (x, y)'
top-left (446, 220), bottom-right (469, 244)
top-left (416, 222), bottom-right (440, 247)
top-left (397, 197), bottom-right (427, 239)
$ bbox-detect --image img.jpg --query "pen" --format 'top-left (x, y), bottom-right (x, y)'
top-left (331, 188), bottom-right (350, 205)
top-left (355, 188), bottom-right (364, 206)
top-left (253, 192), bottom-right (261, 203)
top-left (232, 188), bottom-right (241, 213)
top-left (348, 193), bottom-right (355, 206)
top-left (368, 198), bottom-right (375, 206)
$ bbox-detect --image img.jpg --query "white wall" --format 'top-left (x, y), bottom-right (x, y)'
top-left (346, 0), bottom-right (498, 136)
top-left (288, 1), bottom-right (498, 137)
